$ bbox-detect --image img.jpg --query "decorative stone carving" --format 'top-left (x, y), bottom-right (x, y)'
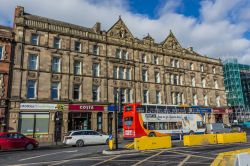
top-left (28, 71), bottom-right (37, 79)
top-left (52, 74), bottom-right (61, 81)
top-left (93, 78), bottom-right (101, 86)
top-left (74, 76), bottom-right (82, 83)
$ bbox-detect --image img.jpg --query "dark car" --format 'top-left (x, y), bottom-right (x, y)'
top-left (0, 132), bottom-right (39, 151)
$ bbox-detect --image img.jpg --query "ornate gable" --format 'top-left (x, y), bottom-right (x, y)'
top-left (162, 30), bottom-right (182, 50)
top-left (107, 16), bottom-right (134, 40)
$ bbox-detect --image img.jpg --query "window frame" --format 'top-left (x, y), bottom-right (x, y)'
top-left (51, 82), bottom-right (60, 100)
top-left (73, 84), bottom-right (81, 100)
top-left (31, 33), bottom-right (39, 45)
top-left (27, 80), bottom-right (37, 99)
top-left (52, 56), bottom-right (61, 73)
top-left (92, 63), bottom-right (100, 77)
top-left (92, 85), bottom-right (100, 102)
top-left (53, 37), bottom-right (61, 49)
top-left (28, 54), bottom-right (38, 70)
top-left (74, 60), bottom-right (81, 75)
top-left (0, 45), bottom-right (3, 60)
top-left (74, 41), bottom-right (81, 52)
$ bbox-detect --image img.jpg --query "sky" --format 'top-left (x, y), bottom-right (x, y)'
top-left (1, 0), bottom-right (250, 64)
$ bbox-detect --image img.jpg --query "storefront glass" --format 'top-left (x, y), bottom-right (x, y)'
top-left (97, 112), bottom-right (102, 131)
top-left (19, 113), bottom-right (49, 137)
top-left (68, 112), bottom-right (92, 131)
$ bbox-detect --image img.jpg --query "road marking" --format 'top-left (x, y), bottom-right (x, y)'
top-left (18, 150), bottom-right (78, 161)
top-left (178, 155), bottom-right (191, 166)
top-left (131, 150), bottom-right (164, 166)
top-left (170, 150), bottom-right (214, 159)
top-left (90, 155), bottom-right (121, 166)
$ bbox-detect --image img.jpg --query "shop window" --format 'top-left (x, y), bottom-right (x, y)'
top-left (97, 112), bottom-right (103, 131)
top-left (68, 112), bottom-right (92, 130)
top-left (28, 54), bottom-right (38, 70)
top-left (31, 33), bottom-right (39, 45)
top-left (19, 113), bottom-right (49, 138)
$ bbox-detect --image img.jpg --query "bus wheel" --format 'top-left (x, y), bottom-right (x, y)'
top-left (189, 131), bottom-right (194, 135)
top-left (148, 132), bottom-right (156, 137)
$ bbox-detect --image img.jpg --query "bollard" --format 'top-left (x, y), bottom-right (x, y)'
top-left (109, 139), bottom-right (114, 150)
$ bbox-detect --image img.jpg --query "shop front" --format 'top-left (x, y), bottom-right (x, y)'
top-left (19, 103), bottom-right (65, 143)
top-left (206, 108), bottom-right (232, 124)
top-left (68, 104), bottom-right (108, 133)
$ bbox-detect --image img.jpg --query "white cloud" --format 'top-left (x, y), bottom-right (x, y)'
top-left (0, 0), bottom-right (250, 64)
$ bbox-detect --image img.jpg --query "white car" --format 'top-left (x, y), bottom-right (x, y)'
top-left (63, 130), bottom-right (109, 147)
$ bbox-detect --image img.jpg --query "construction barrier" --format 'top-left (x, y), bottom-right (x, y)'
top-left (134, 136), bottom-right (172, 150)
top-left (211, 148), bottom-right (250, 166)
top-left (217, 132), bottom-right (247, 144)
top-left (183, 134), bottom-right (217, 146)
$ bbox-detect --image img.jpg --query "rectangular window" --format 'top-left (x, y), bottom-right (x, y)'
top-left (27, 80), bottom-right (36, 99)
top-left (114, 87), bottom-right (118, 102)
top-left (200, 65), bottom-right (204, 72)
top-left (126, 68), bottom-right (131, 80)
top-left (142, 54), bottom-right (147, 63)
top-left (155, 71), bottom-right (160, 83)
top-left (93, 45), bottom-right (99, 55)
top-left (171, 92), bottom-right (176, 105)
top-left (73, 84), bottom-right (81, 100)
top-left (31, 34), bottom-right (39, 45)
top-left (212, 67), bottom-right (216, 74)
top-left (202, 78), bottom-right (206, 88)
top-left (191, 76), bottom-right (196, 87)
top-left (74, 60), bottom-right (81, 75)
top-left (127, 89), bottom-right (132, 103)
top-left (153, 56), bottom-right (158, 64)
top-left (216, 96), bottom-right (220, 107)
top-left (156, 90), bottom-right (161, 104)
top-left (142, 70), bottom-right (148, 82)
top-left (52, 57), bottom-right (61, 72)
top-left (92, 85), bottom-right (99, 102)
top-left (171, 59), bottom-right (175, 67)
top-left (143, 90), bottom-right (149, 104)
top-left (113, 66), bottom-right (118, 79)
top-left (28, 54), bottom-right (38, 70)
top-left (190, 63), bottom-right (194, 70)
top-left (204, 95), bottom-right (208, 106)
top-left (174, 74), bottom-right (178, 85)
top-left (115, 49), bottom-right (121, 58)
top-left (51, 82), bottom-right (60, 100)
top-left (119, 67), bottom-right (125, 79)
top-left (53, 37), bottom-right (61, 49)
top-left (97, 113), bottom-right (103, 131)
top-left (74, 41), bottom-right (81, 52)
top-left (175, 60), bottom-right (179, 68)
top-left (92, 63), bottom-right (100, 77)
top-left (0, 46), bottom-right (3, 60)
top-left (120, 88), bottom-right (126, 103)
top-left (215, 80), bottom-right (218, 89)
top-left (122, 50), bottom-right (128, 60)
top-left (193, 94), bottom-right (198, 105)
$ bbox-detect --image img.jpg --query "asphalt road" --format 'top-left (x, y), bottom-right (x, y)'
top-left (1, 141), bottom-right (250, 166)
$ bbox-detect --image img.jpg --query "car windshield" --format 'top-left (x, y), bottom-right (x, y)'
top-left (66, 132), bottom-right (72, 136)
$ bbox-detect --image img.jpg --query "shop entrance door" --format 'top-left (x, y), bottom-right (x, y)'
top-left (69, 112), bottom-right (92, 131)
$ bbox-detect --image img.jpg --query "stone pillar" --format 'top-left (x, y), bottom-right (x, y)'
top-left (92, 112), bottom-right (97, 131)
top-left (102, 112), bottom-right (108, 133)
top-left (223, 114), bottom-right (229, 125)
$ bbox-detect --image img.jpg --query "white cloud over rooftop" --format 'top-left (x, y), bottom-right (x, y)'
top-left (0, 0), bottom-right (250, 64)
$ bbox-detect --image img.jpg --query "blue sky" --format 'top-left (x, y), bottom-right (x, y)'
top-left (1, 0), bottom-right (250, 64)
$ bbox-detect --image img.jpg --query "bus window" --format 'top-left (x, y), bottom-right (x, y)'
top-left (197, 121), bottom-right (205, 129)
top-left (126, 106), bottom-right (133, 112)
top-left (124, 117), bottom-right (133, 127)
top-left (159, 122), bottom-right (165, 130)
top-left (148, 122), bottom-right (155, 130)
top-left (136, 106), bottom-right (144, 112)
top-left (169, 122), bottom-right (179, 130)
top-left (143, 122), bottom-right (147, 129)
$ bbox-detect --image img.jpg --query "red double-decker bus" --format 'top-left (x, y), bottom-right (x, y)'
top-left (123, 103), bottom-right (208, 139)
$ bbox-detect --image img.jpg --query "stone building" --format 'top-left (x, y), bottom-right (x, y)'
top-left (0, 25), bottom-right (13, 132)
top-left (9, 6), bottom-right (227, 142)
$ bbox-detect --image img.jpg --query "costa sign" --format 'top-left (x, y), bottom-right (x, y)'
top-left (69, 104), bottom-right (104, 111)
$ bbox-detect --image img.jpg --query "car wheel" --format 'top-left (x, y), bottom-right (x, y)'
top-left (148, 132), bottom-right (156, 137)
top-left (26, 143), bottom-right (34, 150)
top-left (76, 140), bottom-right (84, 147)
top-left (189, 131), bottom-right (194, 135)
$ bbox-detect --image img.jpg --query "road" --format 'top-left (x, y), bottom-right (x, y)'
top-left (1, 141), bottom-right (250, 166)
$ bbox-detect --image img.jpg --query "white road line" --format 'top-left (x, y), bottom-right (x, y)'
top-left (91, 155), bottom-right (121, 166)
top-left (18, 150), bottom-right (78, 161)
top-left (131, 150), bottom-right (164, 166)
top-left (170, 150), bottom-right (214, 160)
top-left (178, 155), bottom-right (191, 166)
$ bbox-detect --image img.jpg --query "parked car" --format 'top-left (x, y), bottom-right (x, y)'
top-left (63, 130), bottom-right (109, 147)
top-left (206, 123), bottom-right (231, 134)
top-left (0, 132), bottom-right (39, 151)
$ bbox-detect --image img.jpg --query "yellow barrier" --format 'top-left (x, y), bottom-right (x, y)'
top-left (183, 134), bottom-right (217, 146)
top-left (211, 148), bottom-right (250, 166)
top-left (134, 136), bottom-right (172, 150)
top-left (217, 132), bottom-right (247, 144)
top-left (124, 142), bottom-right (134, 149)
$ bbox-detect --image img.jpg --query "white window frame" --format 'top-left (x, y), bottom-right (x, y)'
top-left (191, 76), bottom-right (196, 87)
top-left (74, 60), bottom-right (82, 75)
top-left (155, 71), bottom-right (160, 83)
top-left (190, 63), bottom-right (194, 70)
top-left (156, 90), bottom-right (161, 104)
top-left (193, 94), bottom-right (198, 105)
top-left (28, 54), bottom-right (38, 70)
top-left (53, 37), bottom-right (61, 49)
top-left (51, 82), bottom-right (60, 100)
top-left (31, 33), bottom-right (39, 45)
top-left (92, 85), bottom-right (100, 102)
top-left (27, 80), bottom-right (37, 99)
top-left (142, 70), bottom-right (148, 82)
top-left (202, 78), bottom-right (206, 88)
top-left (143, 90), bottom-right (149, 104)
top-left (142, 54), bottom-right (147, 63)
top-left (126, 68), bottom-right (131, 80)
top-left (212, 67), bottom-right (216, 74)
top-left (113, 66), bottom-right (118, 79)
top-left (73, 84), bottom-right (81, 100)
top-left (204, 95), bottom-right (208, 106)
top-left (93, 63), bottom-right (100, 77)
top-left (0, 45), bottom-right (4, 60)
top-left (52, 57), bottom-right (61, 73)
top-left (216, 96), bottom-right (221, 107)
top-left (74, 41), bottom-right (81, 52)
top-left (200, 64), bottom-right (204, 72)
top-left (215, 80), bottom-right (218, 89)
top-left (93, 45), bottom-right (99, 55)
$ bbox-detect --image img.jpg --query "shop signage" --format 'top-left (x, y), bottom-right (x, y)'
top-left (69, 104), bottom-right (104, 111)
top-left (20, 103), bottom-right (65, 110)
top-left (213, 109), bottom-right (233, 114)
